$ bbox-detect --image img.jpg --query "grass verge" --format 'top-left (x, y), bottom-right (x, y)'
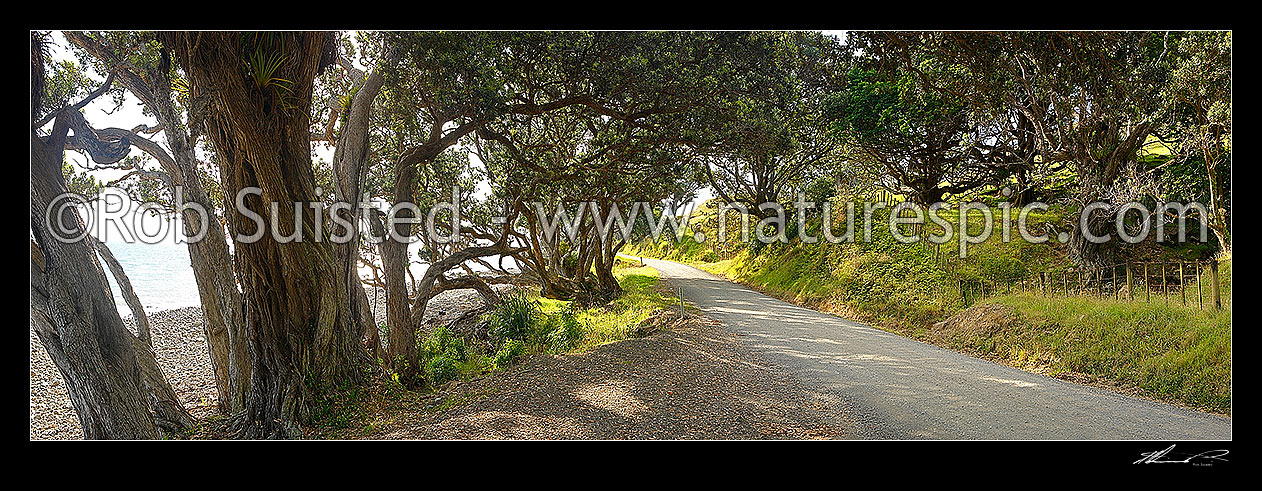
top-left (625, 198), bottom-right (1231, 414)
top-left (926, 293), bottom-right (1231, 414)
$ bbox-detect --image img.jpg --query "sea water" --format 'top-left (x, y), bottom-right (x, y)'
top-left (97, 235), bottom-right (518, 319)
top-left (98, 239), bottom-right (202, 317)
top-left (85, 197), bottom-right (519, 318)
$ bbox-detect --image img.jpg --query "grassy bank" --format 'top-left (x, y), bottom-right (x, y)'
top-left (928, 293), bottom-right (1231, 413)
top-left (625, 199), bottom-right (1075, 330)
top-left (626, 198), bottom-right (1231, 413)
top-left (419, 258), bottom-right (680, 385)
top-left (536, 260), bottom-right (681, 352)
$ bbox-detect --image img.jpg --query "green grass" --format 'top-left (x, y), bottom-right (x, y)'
top-left (415, 259), bottom-right (682, 384)
top-left (1198, 254), bottom-right (1232, 310)
top-left (627, 198), bottom-right (1231, 413)
top-left (416, 260), bottom-right (682, 385)
top-left (309, 262), bottom-right (678, 438)
top-left (307, 375), bottom-right (420, 439)
top-left (625, 198), bottom-right (1065, 329)
top-left (536, 259), bottom-right (680, 351)
top-left (936, 294), bottom-right (1231, 413)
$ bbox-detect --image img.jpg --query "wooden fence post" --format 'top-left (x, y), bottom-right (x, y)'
top-left (1162, 262), bottom-right (1168, 305)
top-left (1113, 264), bottom-right (1119, 301)
top-left (1210, 260), bottom-right (1221, 310)
top-left (1198, 261), bottom-right (1204, 310)
top-left (1144, 262), bottom-right (1150, 302)
top-left (1126, 263), bottom-right (1134, 301)
top-left (1179, 262), bottom-right (1187, 306)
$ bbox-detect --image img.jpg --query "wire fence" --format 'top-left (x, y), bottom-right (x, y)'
top-left (953, 259), bottom-right (1226, 311)
top-left (856, 190), bottom-right (1227, 312)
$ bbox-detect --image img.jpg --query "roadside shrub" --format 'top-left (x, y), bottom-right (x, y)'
top-left (425, 355), bottom-right (459, 387)
top-left (493, 339), bottom-right (526, 369)
top-left (546, 306), bottom-right (585, 353)
top-left (421, 325), bottom-right (467, 362)
top-left (420, 326), bottom-right (466, 387)
top-left (486, 291), bottom-right (540, 343)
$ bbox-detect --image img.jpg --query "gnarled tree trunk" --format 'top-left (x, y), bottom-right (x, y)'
top-left (31, 127), bottom-right (159, 439)
top-left (31, 35), bottom-right (161, 437)
top-left (91, 235), bottom-right (196, 435)
top-left (64, 31), bottom-right (251, 415)
top-left (330, 47), bottom-right (398, 360)
top-left (383, 153), bottom-right (419, 377)
top-left (166, 31), bottom-right (367, 438)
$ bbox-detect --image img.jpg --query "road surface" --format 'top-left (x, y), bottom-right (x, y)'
top-left (640, 256), bottom-right (1232, 440)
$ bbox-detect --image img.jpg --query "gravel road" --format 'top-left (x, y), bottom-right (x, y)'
top-left (369, 315), bottom-right (852, 439)
top-left (640, 257), bottom-right (1232, 440)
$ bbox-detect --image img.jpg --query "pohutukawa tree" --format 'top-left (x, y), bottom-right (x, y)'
top-left (1159, 31), bottom-right (1232, 254)
top-left (363, 30), bottom-right (524, 380)
top-left (62, 31), bottom-right (251, 415)
top-left (891, 32), bottom-right (1174, 267)
top-left (697, 31), bottom-right (847, 217)
top-left (163, 31), bottom-right (368, 438)
top-left (31, 32), bottom-right (193, 439)
top-left (361, 31), bottom-right (741, 376)
top-left (315, 32), bottom-right (400, 360)
top-left (466, 32), bottom-right (790, 300)
top-left (824, 33), bottom-right (1010, 206)
top-left (476, 104), bottom-right (695, 302)
top-left (34, 29), bottom-right (1229, 440)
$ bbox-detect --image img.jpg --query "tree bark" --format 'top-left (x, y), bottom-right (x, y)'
top-left (1202, 125), bottom-right (1229, 255)
top-left (64, 31), bottom-right (251, 415)
top-left (383, 153), bottom-right (419, 376)
top-left (166, 31), bottom-right (366, 438)
top-left (31, 126), bottom-right (159, 439)
top-left (330, 46), bottom-right (397, 361)
top-left (90, 235), bottom-right (153, 346)
top-left (378, 123), bottom-right (483, 378)
top-left (129, 332), bottom-right (197, 437)
top-left (89, 236), bottom-right (198, 436)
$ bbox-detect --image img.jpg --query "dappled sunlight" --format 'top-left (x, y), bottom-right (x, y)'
top-left (644, 257), bottom-right (1232, 439)
top-left (372, 314), bottom-right (855, 439)
top-left (980, 376), bottom-right (1041, 389)
top-left (674, 337), bottom-right (773, 371)
top-left (382, 410), bottom-right (590, 440)
top-left (31, 30), bottom-right (1230, 442)
top-left (573, 380), bottom-right (649, 420)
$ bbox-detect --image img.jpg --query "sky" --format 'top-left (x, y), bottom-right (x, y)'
top-left (41, 31), bottom-right (503, 282)
top-left (44, 32), bottom-right (344, 182)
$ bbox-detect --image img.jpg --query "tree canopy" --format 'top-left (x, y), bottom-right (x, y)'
top-left (32, 30), bottom-right (1231, 439)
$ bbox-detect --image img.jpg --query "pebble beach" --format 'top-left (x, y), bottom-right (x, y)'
top-left (29, 287), bottom-right (495, 440)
